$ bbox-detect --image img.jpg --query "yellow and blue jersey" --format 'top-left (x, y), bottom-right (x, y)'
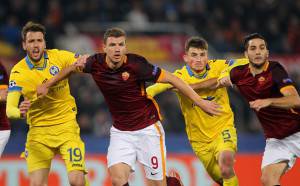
top-left (147, 59), bottom-right (249, 143)
top-left (8, 49), bottom-right (80, 126)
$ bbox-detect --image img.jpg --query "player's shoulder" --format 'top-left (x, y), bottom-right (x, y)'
top-left (11, 58), bottom-right (27, 72)
top-left (126, 53), bottom-right (147, 63)
top-left (173, 65), bottom-right (186, 77)
top-left (269, 60), bottom-right (285, 70)
top-left (47, 49), bottom-right (78, 58)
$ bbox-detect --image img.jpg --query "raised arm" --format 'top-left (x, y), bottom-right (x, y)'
top-left (158, 70), bottom-right (222, 115)
top-left (37, 55), bottom-right (88, 97)
top-left (250, 86), bottom-right (300, 111)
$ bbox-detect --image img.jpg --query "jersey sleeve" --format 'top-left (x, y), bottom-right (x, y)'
top-left (134, 55), bottom-right (162, 82)
top-left (57, 50), bottom-right (82, 72)
top-left (83, 54), bottom-right (101, 74)
top-left (8, 67), bottom-right (24, 93)
top-left (272, 63), bottom-right (294, 91)
top-left (0, 65), bottom-right (8, 88)
top-left (218, 58), bottom-right (249, 82)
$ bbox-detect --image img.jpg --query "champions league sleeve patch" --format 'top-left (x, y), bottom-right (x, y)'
top-left (152, 65), bottom-right (159, 76)
top-left (225, 59), bottom-right (235, 66)
top-left (49, 66), bottom-right (60, 76)
top-left (9, 80), bottom-right (16, 88)
top-left (282, 78), bottom-right (293, 84)
top-left (74, 53), bottom-right (80, 58)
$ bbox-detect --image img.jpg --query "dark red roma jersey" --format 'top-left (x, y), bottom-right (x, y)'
top-left (0, 62), bottom-right (10, 130)
top-left (230, 61), bottom-right (300, 139)
top-left (84, 53), bottom-right (163, 131)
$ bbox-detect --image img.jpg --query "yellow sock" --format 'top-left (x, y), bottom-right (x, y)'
top-left (223, 175), bottom-right (238, 186)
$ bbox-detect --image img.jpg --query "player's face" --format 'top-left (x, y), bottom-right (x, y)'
top-left (22, 31), bottom-right (46, 63)
top-left (184, 47), bottom-right (208, 72)
top-left (245, 38), bottom-right (269, 69)
top-left (104, 36), bottom-right (127, 66)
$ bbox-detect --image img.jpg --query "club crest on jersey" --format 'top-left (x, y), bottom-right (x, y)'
top-left (122, 72), bottom-right (130, 81)
top-left (49, 66), bottom-right (60, 76)
top-left (258, 76), bottom-right (265, 82)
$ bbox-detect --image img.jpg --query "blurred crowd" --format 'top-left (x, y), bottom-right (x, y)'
top-left (1, 0), bottom-right (300, 54)
top-left (1, 0), bottom-right (300, 136)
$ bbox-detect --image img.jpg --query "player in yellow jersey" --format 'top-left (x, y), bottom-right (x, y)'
top-left (6, 21), bottom-right (88, 186)
top-left (147, 37), bottom-right (248, 186)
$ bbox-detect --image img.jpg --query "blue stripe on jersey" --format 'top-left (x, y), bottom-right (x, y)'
top-left (8, 86), bottom-right (22, 92)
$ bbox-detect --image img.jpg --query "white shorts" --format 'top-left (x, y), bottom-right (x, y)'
top-left (107, 121), bottom-right (167, 180)
top-left (262, 131), bottom-right (300, 169)
top-left (0, 130), bottom-right (10, 157)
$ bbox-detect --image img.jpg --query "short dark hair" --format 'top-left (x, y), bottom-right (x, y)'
top-left (243, 33), bottom-right (267, 50)
top-left (185, 36), bottom-right (208, 52)
top-left (22, 21), bottom-right (46, 41)
top-left (103, 27), bottom-right (126, 44)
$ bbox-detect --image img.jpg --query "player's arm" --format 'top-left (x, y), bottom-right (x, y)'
top-left (37, 55), bottom-right (88, 97)
top-left (6, 91), bottom-right (30, 119)
top-left (250, 63), bottom-right (300, 111)
top-left (249, 86), bottom-right (300, 111)
top-left (146, 83), bottom-right (173, 97)
top-left (0, 85), bottom-right (8, 102)
top-left (158, 70), bottom-right (222, 115)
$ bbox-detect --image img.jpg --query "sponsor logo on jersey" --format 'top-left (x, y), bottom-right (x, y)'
top-left (122, 71), bottom-right (130, 81)
top-left (49, 66), bottom-right (60, 76)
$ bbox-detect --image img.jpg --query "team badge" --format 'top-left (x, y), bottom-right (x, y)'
top-left (49, 66), bottom-right (60, 76)
top-left (258, 76), bottom-right (265, 82)
top-left (122, 72), bottom-right (130, 81)
top-left (9, 80), bottom-right (16, 88)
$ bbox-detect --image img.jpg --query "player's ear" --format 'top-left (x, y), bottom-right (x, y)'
top-left (244, 51), bottom-right (248, 59)
top-left (22, 41), bottom-right (26, 50)
top-left (266, 49), bottom-right (269, 58)
top-left (103, 43), bottom-right (107, 53)
top-left (183, 54), bottom-right (188, 63)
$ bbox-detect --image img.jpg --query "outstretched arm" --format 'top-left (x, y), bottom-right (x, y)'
top-left (37, 55), bottom-right (88, 97)
top-left (250, 86), bottom-right (300, 111)
top-left (158, 70), bottom-right (222, 115)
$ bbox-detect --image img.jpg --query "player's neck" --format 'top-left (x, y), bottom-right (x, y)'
top-left (249, 61), bottom-right (269, 76)
top-left (106, 56), bottom-right (124, 70)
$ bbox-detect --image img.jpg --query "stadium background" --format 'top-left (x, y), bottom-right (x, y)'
top-left (0, 0), bottom-right (300, 185)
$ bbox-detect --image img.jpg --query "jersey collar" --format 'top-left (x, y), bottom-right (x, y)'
top-left (186, 64), bottom-right (210, 79)
top-left (25, 52), bottom-right (48, 70)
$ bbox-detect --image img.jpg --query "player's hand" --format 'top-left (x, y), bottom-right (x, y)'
top-left (0, 88), bottom-right (8, 102)
top-left (218, 76), bottom-right (233, 87)
top-left (196, 99), bottom-right (222, 116)
top-left (19, 98), bottom-right (31, 118)
top-left (249, 99), bottom-right (271, 111)
top-left (74, 55), bottom-right (89, 71)
top-left (37, 84), bottom-right (49, 98)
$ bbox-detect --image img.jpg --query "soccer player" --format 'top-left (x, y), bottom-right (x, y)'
top-left (146, 37), bottom-right (248, 186)
top-left (0, 61), bottom-right (11, 156)
top-left (6, 21), bottom-right (88, 186)
top-left (219, 33), bottom-right (300, 186)
top-left (37, 28), bottom-right (221, 186)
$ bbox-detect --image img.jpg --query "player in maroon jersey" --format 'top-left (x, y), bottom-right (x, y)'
top-left (0, 61), bottom-right (11, 157)
top-left (219, 33), bottom-right (300, 186)
top-left (37, 27), bottom-right (221, 186)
